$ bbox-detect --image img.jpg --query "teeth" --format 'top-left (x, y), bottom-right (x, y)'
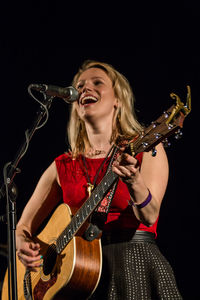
top-left (81, 96), bottom-right (98, 104)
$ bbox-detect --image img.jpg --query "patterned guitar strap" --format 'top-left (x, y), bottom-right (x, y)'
top-left (83, 145), bottom-right (120, 241)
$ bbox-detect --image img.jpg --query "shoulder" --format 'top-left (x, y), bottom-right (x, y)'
top-left (54, 153), bottom-right (82, 184)
top-left (55, 152), bottom-right (72, 163)
top-left (55, 152), bottom-right (79, 167)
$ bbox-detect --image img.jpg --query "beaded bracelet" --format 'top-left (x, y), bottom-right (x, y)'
top-left (129, 189), bottom-right (152, 209)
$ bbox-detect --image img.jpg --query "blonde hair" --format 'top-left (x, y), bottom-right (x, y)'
top-left (68, 60), bottom-right (143, 156)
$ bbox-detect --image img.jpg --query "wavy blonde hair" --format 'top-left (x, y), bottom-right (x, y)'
top-left (68, 60), bottom-right (143, 156)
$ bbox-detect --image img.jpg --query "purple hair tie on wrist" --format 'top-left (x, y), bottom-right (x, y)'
top-left (131, 189), bottom-right (152, 209)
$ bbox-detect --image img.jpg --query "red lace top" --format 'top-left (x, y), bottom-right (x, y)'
top-left (55, 153), bottom-right (158, 235)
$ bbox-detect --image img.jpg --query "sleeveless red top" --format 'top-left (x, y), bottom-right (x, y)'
top-left (55, 153), bottom-right (158, 235)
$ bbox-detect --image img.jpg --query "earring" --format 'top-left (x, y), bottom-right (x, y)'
top-left (117, 110), bottom-right (121, 124)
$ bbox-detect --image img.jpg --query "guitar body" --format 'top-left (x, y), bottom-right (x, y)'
top-left (2, 203), bottom-right (102, 300)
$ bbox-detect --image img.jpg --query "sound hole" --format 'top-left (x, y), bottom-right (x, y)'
top-left (43, 243), bottom-right (57, 275)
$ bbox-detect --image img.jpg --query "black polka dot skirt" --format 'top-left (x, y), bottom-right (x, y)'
top-left (89, 230), bottom-right (182, 300)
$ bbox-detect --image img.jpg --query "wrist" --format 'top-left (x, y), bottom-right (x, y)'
top-left (16, 226), bottom-right (32, 239)
top-left (129, 189), bottom-right (152, 209)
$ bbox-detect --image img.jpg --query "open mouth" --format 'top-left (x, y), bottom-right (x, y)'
top-left (80, 95), bottom-right (98, 105)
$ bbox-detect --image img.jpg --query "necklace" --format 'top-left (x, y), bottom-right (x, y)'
top-left (86, 148), bottom-right (106, 158)
top-left (82, 145), bottom-right (114, 197)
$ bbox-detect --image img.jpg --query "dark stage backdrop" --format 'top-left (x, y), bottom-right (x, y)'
top-left (0, 4), bottom-right (199, 299)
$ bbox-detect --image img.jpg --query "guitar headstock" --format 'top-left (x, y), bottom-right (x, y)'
top-left (127, 86), bottom-right (191, 156)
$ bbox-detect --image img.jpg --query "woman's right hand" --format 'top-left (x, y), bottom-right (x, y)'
top-left (16, 236), bottom-right (42, 272)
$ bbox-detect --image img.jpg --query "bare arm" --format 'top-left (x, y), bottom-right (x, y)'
top-left (112, 143), bottom-right (169, 226)
top-left (16, 161), bottom-right (62, 269)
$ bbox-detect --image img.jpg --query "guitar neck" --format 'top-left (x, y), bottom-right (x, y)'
top-left (55, 87), bottom-right (192, 254)
top-left (56, 169), bottom-right (118, 254)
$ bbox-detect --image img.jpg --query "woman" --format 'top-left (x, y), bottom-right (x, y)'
top-left (15, 60), bottom-right (182, 299)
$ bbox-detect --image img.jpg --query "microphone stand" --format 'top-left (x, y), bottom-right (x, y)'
top-left (1, 94), bottom-right (53, 300)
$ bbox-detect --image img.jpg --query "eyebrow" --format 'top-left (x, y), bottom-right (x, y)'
top-left (77, 76), bottom-right (105, 83)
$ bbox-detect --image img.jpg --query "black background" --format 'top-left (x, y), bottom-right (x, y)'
top-left (0, 1), bottom-right (199, 299)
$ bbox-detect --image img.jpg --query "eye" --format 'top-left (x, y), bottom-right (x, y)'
top-left (76, 83), bottom-right (84, 90)
top-left (93, 80), bottom-right (103, 86)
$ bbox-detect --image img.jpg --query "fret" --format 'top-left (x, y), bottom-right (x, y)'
top-left (84, 202), bottom-right (91, 215)
top-left (94, 193), bottom-right (99, 205)
top-left (57, 228), bottom-right (71, 253)
top-left (86, 199), bottom-right (93, 214)
top-left (90, 195), bottom-right (96, 208)
top-left (108, 171), bottom-right (118, 186)
top-left (56, 237), bottom-right (62, 253)
top-left (66, 228), bottom-right (71, 240)
top-left (63, 233), bottom-right (67, 243)
top-left (79, 207), bottom-right (84, 223)
top-left (96, 184), bottom-right (103, 199)
top-left (87, 200), bottom-right (93, 213)
top-left (56, 237), bottom-right (61, 253)
top-left (67, 224), bottom-right (73, 239)
top-left (61, 238), bottom-right (64, 250)
top-left (75, 213), bottom-right (81, 226)
top-left (83, 199), bottom-right (91, 215)
top-left (71, 217), bottom-right (78, 233)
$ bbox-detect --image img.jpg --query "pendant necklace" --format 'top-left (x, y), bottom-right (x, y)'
top-left (82, 145), bottom-right (114, 197)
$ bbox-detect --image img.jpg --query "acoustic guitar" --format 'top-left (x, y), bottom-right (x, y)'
top-left (2, 87), bottom-right (191, 299)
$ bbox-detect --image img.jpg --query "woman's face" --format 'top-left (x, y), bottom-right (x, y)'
top-left (75, 67), bottom-right (118, 123)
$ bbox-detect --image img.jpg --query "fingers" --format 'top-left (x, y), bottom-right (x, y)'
top-left (17, 252), bottom-right (42, 271)
top-left (20, 241), bottom-right (40, 256)
top-left (120, 153), bottom-right (139, 167)
top-left (17, 241), bottom-right (42, 271)
top-left (112, 153), bottom-right (140, 182)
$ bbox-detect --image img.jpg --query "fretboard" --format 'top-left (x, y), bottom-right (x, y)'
top-left (56, 169), bottom-right (118, 254)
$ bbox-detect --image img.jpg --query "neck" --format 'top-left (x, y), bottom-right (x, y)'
top-left (84, 120), bottom-right (114, 157)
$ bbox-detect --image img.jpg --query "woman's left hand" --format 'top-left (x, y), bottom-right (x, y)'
top-left (112, 153), bottom-right (140, 185)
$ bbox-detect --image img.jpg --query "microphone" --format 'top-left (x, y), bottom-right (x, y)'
top-left (29, 84), bottom-right (79, 103)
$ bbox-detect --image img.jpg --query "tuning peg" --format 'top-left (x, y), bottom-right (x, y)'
top-left (142, 142), bottom-right (149, 149)
top-left (175, 129), bottom-right (183, 140)
top-left (162, 138), bottom-right (171, 148)
top-left (151, 121), bottom-right (158, 128)
top-left (151, 148), bottom-right (157, 157)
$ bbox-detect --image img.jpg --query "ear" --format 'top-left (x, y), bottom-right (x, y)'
top-left (114, 98), bottom-right (121, 109)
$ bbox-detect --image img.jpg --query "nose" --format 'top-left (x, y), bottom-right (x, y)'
top-left (81, 81), bottom-right (93, 93)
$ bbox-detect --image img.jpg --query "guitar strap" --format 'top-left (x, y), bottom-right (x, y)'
top-left (83, 145), bottom-right (120, 241)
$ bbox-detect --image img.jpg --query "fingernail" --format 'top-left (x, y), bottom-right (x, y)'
top-left (40, 255), bottom-right (43, 259)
